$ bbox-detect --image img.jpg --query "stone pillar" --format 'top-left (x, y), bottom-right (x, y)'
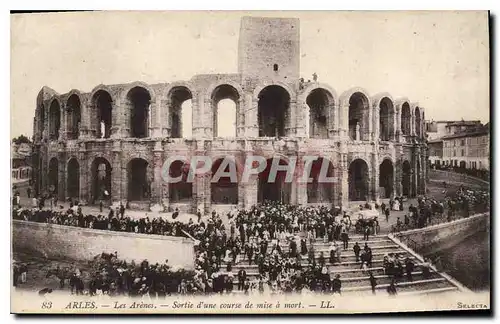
top-left (111, 97), bottom-right (125, 139)
top-left (340, 153), bottom-right (349, 209)
top-left (243, 141), bottom-right (258, 209)
top-left (296, 101), bottom-right (307, 138)
top-left (57, 145), bottom-right (66, 202)
top-left (328, 102), bottom-right (338, 138)
top-left (192, 95), bottom-right (204, 138)
top-left (162, 97), bottom-right (171, 137)
top-left (287, 98), bottom-right (297, 137)
top-left (78, 143), bottom-right (88, 205)
top-left (60, 103), bottom-right (68, 141)
top-left (236, 97), bottom-right (245, 137)
top-left (111, 141), bottom-right (123, 204)
top-left (193, 140), bottom-right (206, 213)
top-left (245, 94), bottom-right (258, 137)
top-left (295, 149), bottom-right (308, 206)
top-left (149, 99), bottom-right (161, 138)
top-left (372, 104), bottom-right (379, 142)
top-left (372, 150), bottom-right (380, 203)
top-left (152, 140), bottom-right (164, 206)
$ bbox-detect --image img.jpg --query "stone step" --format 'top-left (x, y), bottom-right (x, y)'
top-left (229, 256), bottom-right (416, 271)
top-left (342, 278), bottom-right (450, 294)
top-left (230, 254), bottom-right (411, 269)
top-left (238, 244), bottom-right (401, 257)
top-left (398, 286), bottom-right (459, 296)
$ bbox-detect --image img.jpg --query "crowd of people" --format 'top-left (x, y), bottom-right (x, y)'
top-left (12, 180), bottom-right (489, 297)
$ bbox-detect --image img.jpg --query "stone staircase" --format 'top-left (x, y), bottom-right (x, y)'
top-left (225, 234), bottom-right (464, 296)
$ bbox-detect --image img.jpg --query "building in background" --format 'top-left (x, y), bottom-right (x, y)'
top-left (426, 120), bottom-right (482, 141)
top-left (11, 142), bottom-right (32, 183)
top-left (426, 120), bottom-right (489, 180)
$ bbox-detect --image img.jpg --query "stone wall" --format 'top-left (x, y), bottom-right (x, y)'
top-left (12, 220), bottom-right (195, 269)
top-left (394, 213), bottom-right (489, 255)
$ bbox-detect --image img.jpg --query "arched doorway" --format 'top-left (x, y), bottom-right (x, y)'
top-left (307, 158), bottom-right (335, 203)
top-left (49, 100), bottom-right (61, 140)
top-left (91, 157), bottom-right (112, 203)
top-left (169, 87), bottom-right (192, 138)
top-left (379, 159), bottom-right (394, 199)
top-left (306, 88), bottom-right (333, 139)
top-left (258, 86), bottom-right (290, 137)
top-left (66, 94), bottom-right (81, 140)
top-left (127, 158), bottom-right (150, 201)
top-left (211, 84), bottom-right (239, 137)
top-left (169, 160), bottom-right (193, 202)
top-left (415, 107), bottom-right (421, 138)
top-left (91, 90), bottom-right (113, 138)
top-left (348, 92), bottom-right (370, 141)
top-left (211, 158), bottom-right (238, 204)
top-left (67, 158), bottom-right (80, 199)
top-left (127, 87), bottom-right (151, 138)
top-left (401, 103), bottom-right (411, 136)
top-left (379, 98), bottom-right (395, 141)
top-left (348, 159), bottom-right (369, 201)
top-left (402, 160), bottom-right (411, 197)
top-left (258, 158), bottom-right (291, 203)
top-left (48, 158), bottom-right (59, 195)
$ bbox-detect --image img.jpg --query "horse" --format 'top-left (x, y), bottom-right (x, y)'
top-left (46, 267), bottom-right (73, 288)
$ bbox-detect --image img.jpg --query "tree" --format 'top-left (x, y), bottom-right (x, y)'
top-left (12, 135), bottom-right (31, 145)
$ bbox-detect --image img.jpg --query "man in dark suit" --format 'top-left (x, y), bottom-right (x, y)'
top-left (237, 269), bottom-right (247, 291)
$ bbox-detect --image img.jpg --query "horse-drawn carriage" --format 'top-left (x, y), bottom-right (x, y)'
top-left (352, 209), bottom-right (380, 234)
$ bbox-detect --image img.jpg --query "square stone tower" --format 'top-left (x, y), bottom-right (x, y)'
top-left (238, 16), bottom-right (300, 84)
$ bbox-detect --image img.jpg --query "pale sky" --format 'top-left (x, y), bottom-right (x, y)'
top-left (10, 11), bottom-right (490, 138)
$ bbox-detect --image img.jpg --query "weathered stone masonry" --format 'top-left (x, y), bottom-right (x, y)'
top-left (31, 16), bottom-right (427, 213)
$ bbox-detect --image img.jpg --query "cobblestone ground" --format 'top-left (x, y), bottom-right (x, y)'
top-left (12, 176), bottom-right (489, 294)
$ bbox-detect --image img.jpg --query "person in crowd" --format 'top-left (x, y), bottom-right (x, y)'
top-left (369, 272), bottom-right (377, 295)
top-left (332, 274), bottom-right (341, 295)
top-left (387, 279), bottom-right (397, 296)
top-left (353, 242), bottom-right (361, 263)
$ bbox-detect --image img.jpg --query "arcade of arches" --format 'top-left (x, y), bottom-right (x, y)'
top-left (66, 95), bottom-right (81, 140)
top-left (258, 158), bottom-right (291, 204)
top-left (306, 89), bottom-right (333, 139)
top-left (379, 159), bottom-right (394, 199)
top-left (49, 100), bottom-right (61, 140)
top-left (348, 92), bottom-right (370, 141)
top-left (379, 98), bottom-right (395, 141)
top-left (169, 87), bottom-right (192, 139)
top-left (307, 158), bottom-right (335, 203)
top-left (48, 158), bottom-right (59, 195)
top-left (67, 158), bottom-right (80, 199)
top-left (92, 90), bottom-right (113, 139)
top-left (348, 159), bottom-right (369, 201)
top-left (211, 85), bottom-right (238, 138)
top-left (127, 87), bottom-right (151, 138)
top-left (91, 157), bottom-right (111, 203)
top-left (211, 158), bottom-right (238, 204)
top-left (169, 160), bottom-right (193, 203)
top-left (258, 86), bottom-right (290, 137)
top-left (401, 103), bottom-right (411, 136)
top-left (127, 158), bottom-right (150, 201)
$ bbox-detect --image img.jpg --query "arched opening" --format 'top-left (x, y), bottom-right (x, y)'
top-left (459, 161), bottom-right (466, 169)
top-left (415, 107), bottom-right (421, 138)
top-left (169, 87), bottom-right (192, 138)
top-left (127, 158), bottom-right (150, 201)
top-left (348, 159), bottom-right (369, 201)
top-left (91, 157), bottom-right (112, 203)
top-left (258, 158), bottom-right (291, 203)
top-left (169, 160), bottom-right (193, 202)
top-left (127, 87), bottom-right (151, 138)
top-left (211, 158), bottom-right (238, 204)
top-left (348, 92), bottom-right (370, 141)
top-left (273, 64), bottom-right (279, 72)
top-left (67, 158), bottom-right (80, 199)
top-left (211, 84), bottom-right (239, 137)
top-left (66, 94), bottom-right (81, 140)
top-left (48, 100), bottom-right (61, 140)
top-left (306, 88), bottom-right (333, 139)
top-left (402, 160), bottom-right (411, 197)
top-left (91, 90), bottom-right (113, 139)
top-left (379, 98), bottom-right (395, 141)
top-left (48, 158), bottom-right (59, 195)
top-left (307, 158), bottom-right (335, 203)
top-left (258, 86), bottom-right (290, 137)
top-left (379, 159), bottom-right (394, 199)
top-left (401, 103), bottom-right (411, 136)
